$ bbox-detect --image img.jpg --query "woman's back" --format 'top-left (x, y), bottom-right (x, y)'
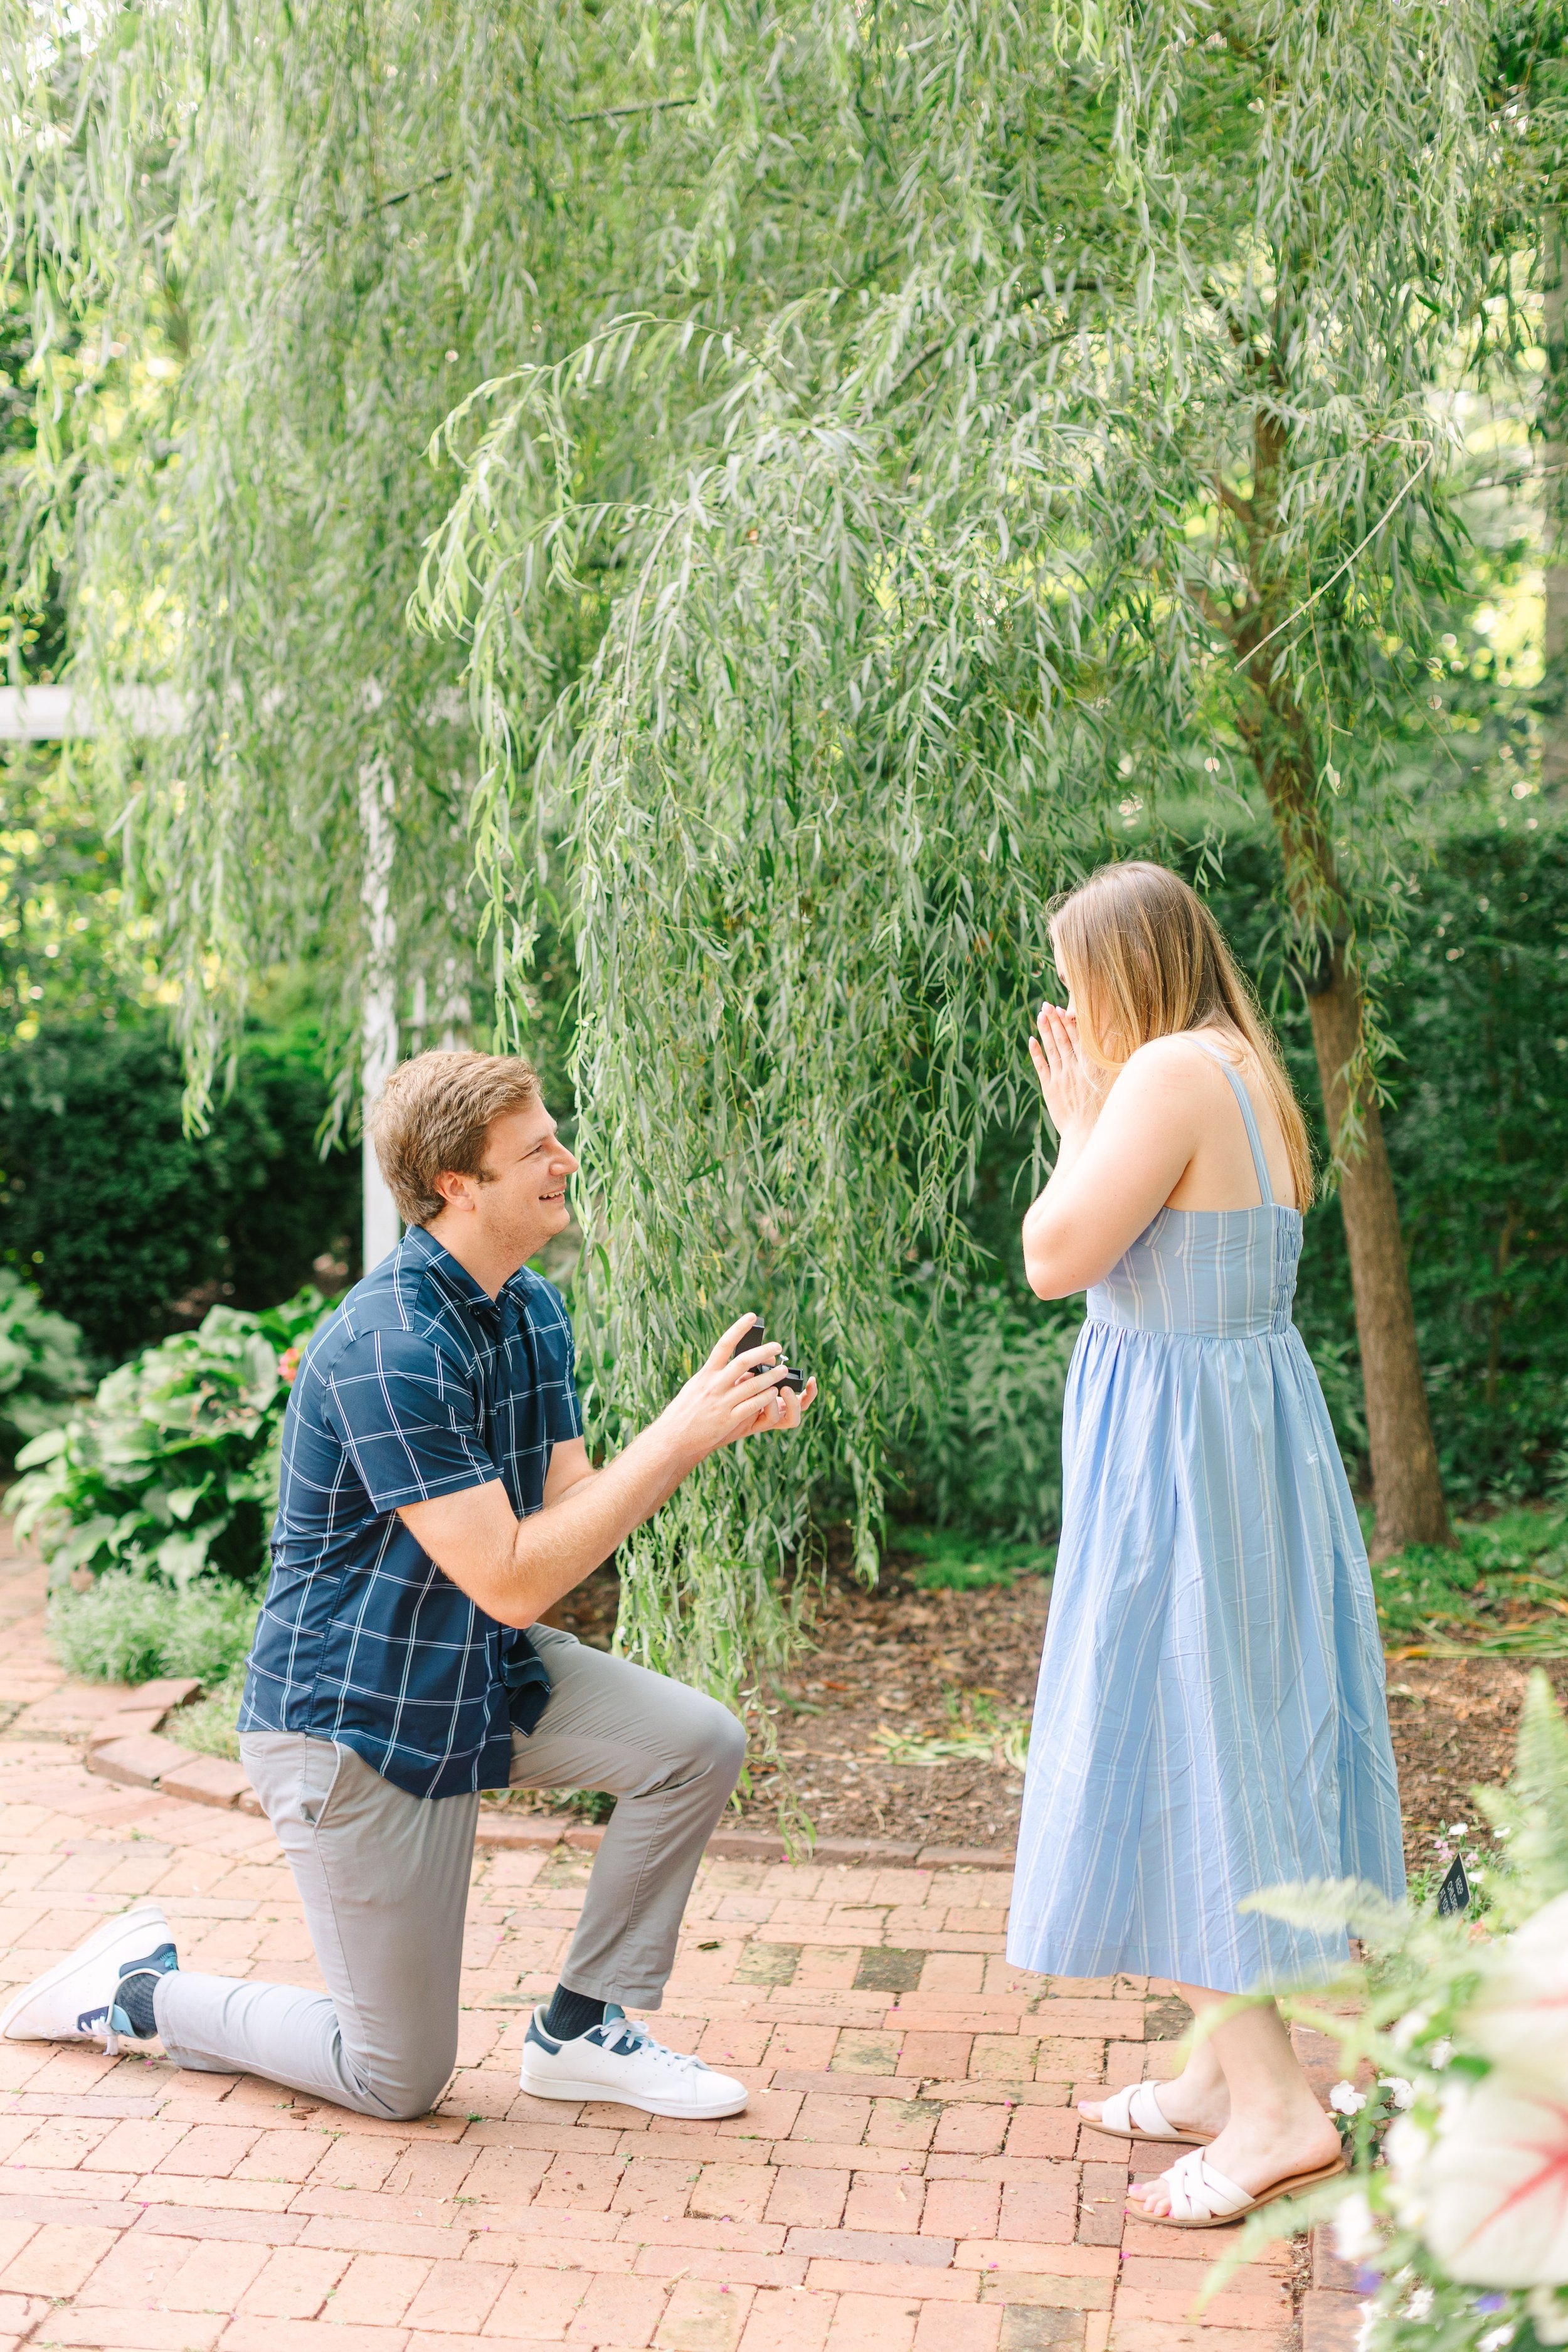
top-left (1088, 1035), bottom-right (1303, 1341)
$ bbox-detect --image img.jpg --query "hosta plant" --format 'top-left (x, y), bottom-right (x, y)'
top-left (11, 1290), bottom-right (332, 1592)
top-left (0, 1268), bottom-right (90, 1456)
top-left (1217, 1671), bottom-right (1568, 2348)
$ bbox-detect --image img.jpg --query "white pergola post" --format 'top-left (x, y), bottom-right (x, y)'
top-left (359, 757), bottom-right (402, 1273)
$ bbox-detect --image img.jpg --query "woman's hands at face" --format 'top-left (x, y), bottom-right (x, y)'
top-left (1029, 1002), bottom-right (1099, 1137)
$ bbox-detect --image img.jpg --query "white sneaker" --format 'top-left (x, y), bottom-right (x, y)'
top-left (519, 2003), bottom-right (748, 2119)
top-left (0, 1904), bottom-right (176, 2053)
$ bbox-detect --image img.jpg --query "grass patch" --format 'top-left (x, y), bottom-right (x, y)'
top-left (1375, 1502), bottom-right (1568, 1655)
top-left (50, 1569), bottom-right (259, 1687)
top-left (894, 1526), bottom-right (1056, 1592)
top-left (164, 1664), bottom-right (246, 1760)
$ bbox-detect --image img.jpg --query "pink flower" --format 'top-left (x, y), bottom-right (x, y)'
top-left (278, 1345), bottom-right (303, 1387)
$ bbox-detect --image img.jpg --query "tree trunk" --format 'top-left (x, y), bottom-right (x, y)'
top-left (1303, 951), bottom-right (1452, 1555)
top-left (1229, 397), bottom-right (1453, 1555)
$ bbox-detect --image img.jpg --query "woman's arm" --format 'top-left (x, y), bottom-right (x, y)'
top-left (1022, 1012), bottom-right (1204, 1298)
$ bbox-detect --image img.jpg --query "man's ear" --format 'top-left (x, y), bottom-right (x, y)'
top-left (432, 1167), bottom-right (473, 1214)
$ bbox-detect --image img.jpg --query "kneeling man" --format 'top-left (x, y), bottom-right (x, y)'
top-left (3, 1050), bottom-right (813, 2121)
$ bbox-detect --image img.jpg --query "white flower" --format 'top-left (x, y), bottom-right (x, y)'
top-left (1403, 2286), bottom-right (1434, 2320)
top-left (1528, 2288), bottom-right (1568, 2346)
top-left (1355, 2304), bottom-right (1379, 2352)
top-left (1468, 1888), bottom-right (1568, 2093)
top-left (1429, 2038), bottom-right (1453, 2069)
top-left (1379, 2076), bottom-right (1416, 2111)
top-left (1390, 2074), bottom-right (1568, 2284)
top-left (1449, 1822), bottom-right (1470, 1838)
top-left (1330, 2079), bottom-right (1368, 2116)
top-left (1333, 2190), bottom-right (1382, 2262)
top-left (1478, 2328), bottom-right (1516, 2351)
top-left (1392, 2006), bottom-right (1432, 2050)
top-left (1384, 2112), bottom-right (1436, 2230)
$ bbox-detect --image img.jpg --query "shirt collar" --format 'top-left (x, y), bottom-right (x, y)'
top-left (398, 1224), bottom-right (502, 1319)
top-left (399, 1225), bottom-right (536, 1321)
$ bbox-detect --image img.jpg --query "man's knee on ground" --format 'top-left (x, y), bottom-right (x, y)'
top-left (344, 2042), bottom-right (457, 2123)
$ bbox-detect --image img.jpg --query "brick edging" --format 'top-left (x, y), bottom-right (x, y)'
top-left (84, 1706), bottom-right (1017, 1873)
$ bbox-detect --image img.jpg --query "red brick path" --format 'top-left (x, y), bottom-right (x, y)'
top-left (0, 1541), bottom-right (1354, 2352)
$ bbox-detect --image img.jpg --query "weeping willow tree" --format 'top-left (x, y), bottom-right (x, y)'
top-left (418, 0), bottom-right (1502, 1608)
top-left (0, 0), bottom-right (1523, 1690)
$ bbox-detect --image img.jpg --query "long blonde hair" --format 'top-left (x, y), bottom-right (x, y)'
top-left (1049, 861), bottom-right (1314, 1210)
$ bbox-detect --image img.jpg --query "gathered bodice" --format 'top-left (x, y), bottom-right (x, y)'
top-left (1086, 1049), bottom-right (1303, 1340)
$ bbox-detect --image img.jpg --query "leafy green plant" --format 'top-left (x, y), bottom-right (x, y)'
top-left (0, 1024), bottom-right (359, 1364)
top-left (894, 1286), bottom-right (1081, 1545)
top-left (1372, 1503), bottom-right (1568, 1653)
top-left (894, 1525), bottom-right (1056, 1592)
top-left (162, 1661), bottom-right (248, 1757)
top-left (50, 1572), bottom-right (258, 1688)
top-left (12, 1290), bottom-right (332, 1593)
top-left (0, 1265), bottom-right (88, 1457)
top-left (1214, 1676), bottom-right (1568, 2344)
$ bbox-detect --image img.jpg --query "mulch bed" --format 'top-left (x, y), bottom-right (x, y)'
top-left (536, 1543), bottom-right (1556, 1869)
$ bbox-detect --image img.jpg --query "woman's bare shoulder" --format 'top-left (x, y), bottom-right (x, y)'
top-left (1118, 1030), bottom-right (1230, 1088)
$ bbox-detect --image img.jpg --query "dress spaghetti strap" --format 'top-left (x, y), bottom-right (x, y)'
top-left (1197, 1042), bottom-right (1274, 1208)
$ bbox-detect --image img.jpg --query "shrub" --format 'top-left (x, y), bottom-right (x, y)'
top-left (1200, 820), bottom-right (1568, 1502)
top-left (0, 1265), bottom-right (89, 1457)
top-left (48, 1571), bottom-right (258, 1687)
top-left (894, 1282), bottom-right (1081, 1542)
top-left (11, 1288), bottom-right (332, 1592)
top-left (0, 1022), bottom-right (359, 1363)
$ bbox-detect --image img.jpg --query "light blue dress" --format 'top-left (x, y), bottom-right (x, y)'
top-left (1007, 1049), bottom-right (1405, 1994)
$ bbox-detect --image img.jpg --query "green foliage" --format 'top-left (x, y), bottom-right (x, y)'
top-left (0, 1025), bottom-right (358, 1363)
top-left (1372, 1503), bottom-right (1568, 1648)
top-left (11, 1289), bottom-right (331, 1594)
top-left (0, 747), bottom-right (162, 1047)
top-left (892, 1286), bottom-right (1081, 1547)
top-left (0, 1265), bottom-right (88, 1457)
top-left (48, 1572), bottom-right (258, 1689)
top-left (894, 1527), bottom-right (1057, 1593)
top-left (162, 1663), bottom-right (246, 1759)
top-left (0, 0), bottom-right (1552, 1688)
top-left (1200, 820), bottom-right (1568, 1500)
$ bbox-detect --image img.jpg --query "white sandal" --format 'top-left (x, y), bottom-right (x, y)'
top-left (1136, 2143), bottom-right (1347, 2228)
top-left (1078, 2079), bottom-right (1214, 2148)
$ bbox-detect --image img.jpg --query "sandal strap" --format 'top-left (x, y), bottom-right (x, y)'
top-left (1164, 2149), bottom-right (1251, 2223)
top-left (1128, 2081), bottom-right (1178, 2137)
top-left (1094, 2080), bottom-right (1180, 2139)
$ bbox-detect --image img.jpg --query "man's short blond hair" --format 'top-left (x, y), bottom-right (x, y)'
top-left (369, 1050), bottom-right (541, 1227)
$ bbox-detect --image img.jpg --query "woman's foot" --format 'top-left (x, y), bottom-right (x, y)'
top-left (1127, 2099), bottom-right (1340, 2217)
top-left (1079, 2058), bottom-right (1229, 2141)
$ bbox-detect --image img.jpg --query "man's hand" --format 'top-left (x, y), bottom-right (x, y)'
top-left (396, 1313), bottom-right (817, 1630)
top-left (654, 1313), bottom-right (818, 1468)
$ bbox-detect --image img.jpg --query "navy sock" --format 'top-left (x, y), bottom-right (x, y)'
top-left (543, 1984), bottom-right (607, 2042)
top-left (114, 1943), bottom-right (178, 2038)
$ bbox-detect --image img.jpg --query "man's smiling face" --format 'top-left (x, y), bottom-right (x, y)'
top-left (469, 1098), bottom-right (578, 1265)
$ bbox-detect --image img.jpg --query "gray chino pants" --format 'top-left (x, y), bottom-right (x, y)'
top-left (152, 1627), bottom-right (746, 2120)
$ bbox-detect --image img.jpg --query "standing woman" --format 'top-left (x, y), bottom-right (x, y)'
top-left (1009, 861), bottom-right (1404, 2227)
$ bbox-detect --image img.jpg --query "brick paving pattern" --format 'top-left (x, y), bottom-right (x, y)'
top-left (0, 1540), bottom-right (1360, 2352)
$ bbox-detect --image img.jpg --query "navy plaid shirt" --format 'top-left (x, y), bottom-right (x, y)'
top-left (240, 1225), bottom-right (583, 1799)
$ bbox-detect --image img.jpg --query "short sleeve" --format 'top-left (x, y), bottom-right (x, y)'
top-left (319, 1327), bottom-right (501, 1513)
top-left (553, 1318), bottom-right (585, 1444)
